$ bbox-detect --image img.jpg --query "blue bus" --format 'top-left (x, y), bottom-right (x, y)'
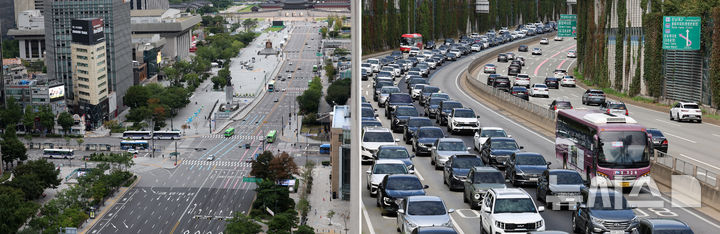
top-left (120, 140), bottom-right (149, 150)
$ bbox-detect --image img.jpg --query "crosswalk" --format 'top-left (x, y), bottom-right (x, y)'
top-left (183, 159), bottom-right (252, 168)
top-left (202, 134), bottom-right (264, 140)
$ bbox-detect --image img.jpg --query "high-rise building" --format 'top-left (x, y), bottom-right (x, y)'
top-left (70, 18), bottom-right (109, 128)
top-left (44, 0), bottom-right (131, 118)
top-left (129, 0), bottom-right (169, 10)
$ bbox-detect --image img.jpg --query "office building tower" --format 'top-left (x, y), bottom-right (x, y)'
top-left (70, 18), bottom-right (108, 128)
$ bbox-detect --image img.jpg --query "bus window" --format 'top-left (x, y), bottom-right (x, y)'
top-left (266, 130), bottom-right (277, 143)
top-left (225, 128), bottom-right (235, 137)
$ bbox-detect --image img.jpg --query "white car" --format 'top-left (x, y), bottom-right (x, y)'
top-left (366, 159), bottom-right (411, 196)
top-left (449, 49), bottom-right (462, 58)
top-left (554, 36), bottom-right (563, 41)
top-left (410, 84), bottom-right (427, 99)
top-left (471, 44), bottom-right (482, 51)
top-left (425, 60), bottom-right (437, 69)
top-left (553, 70), bottom-right (567, 79)
top-left (361, 127), bottom-right (398, 163)
top-left (422, 51), bottom-right (434, 59)
top-left (381, 66), bottom-right (398, 77)
top-left (529, 84), bottom-right (549, 98)
top-left (473, 127), bottom-right (509, 151)
top-left (127, 148), bottom-right (139, 154)
top-left (409, 47), bottom-right (421, 56)
top-left (560, 75), bottom-right (576, 87)
top-left (206, 154), bottom-right (215, 161)
top-left (367, 59), bottom-right (380, 72)
top-left (531, 48), bottom-right (542, 55)
top-left (539, 38), bottom-right (549, 44)
top-left (670, 102), bottom-right (702, 123)
top-left (480, 188), bottom-right (545, 234)
top-left (514, 74), bottom-right (531, 87)
top-left (447, 108), bottom-right (480, 134)
top-left (484, 64), bottom-right (496, 74)
top-left (396, 196), bottom-right (454, 234)
top-left (567, 50), bottom-right (577, 58)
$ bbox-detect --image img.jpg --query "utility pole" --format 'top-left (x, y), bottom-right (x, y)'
top-left (151, 119), bottom-right (155, 158)
top-left (172, 118), bottom-right (178, 165)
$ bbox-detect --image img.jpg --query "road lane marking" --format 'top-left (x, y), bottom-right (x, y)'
top-left (663, 132), bottom-right (696, 143)
top-left (449, 215), bottom-right (466, 234)
top-left (556, 59), bottom-right (567, 69)
top-left (361, 202), bottom-right (377, 234)
top-left (655, 119), bottom-right (681, 127)
top-left (414, 168), bottom-right (425, 181)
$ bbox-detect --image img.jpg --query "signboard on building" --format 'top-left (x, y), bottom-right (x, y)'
top-left (272, 21), bottom-right (284, 27)
top-left (662, 16), bottom-right (701, 50)
top-left (558, 14), bottom-right (577, 37)
top-left (49, 85), bottom-right (65, 101)
top-left (71, 18), bottom-right (105, 45)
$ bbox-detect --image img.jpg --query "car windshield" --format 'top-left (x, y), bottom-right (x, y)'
top-left (534, 84), bottom-right (548, 88)
top-left (556, 102), bottom-right (572, 108)
top-left (516, 155), bottom-right (547, 165)
top-left (362, 108), bottom-right (374, 118)
top-left (387, 177), bottom-right (423, 190)
top-left (368, 60), bottom-right (379, 64)
top-left (418, 128), bottom-right (444, 138)
top-left (452, 157), bottom-right (483, 168)
top-left (454, 109), bottom-right (475, 118)
top-left (378, 148), bottom-right (410, 159)
top-left (588, 193), bottom-right (629, 210)
top-left (599, 131), bottom-right (651, 168)
top-left (493, 198), bottom-right (537, 213)
top-left (473, 171), bottom-right (504, 184)
top-left (389, 94), bottom-right (412, 103)
top-left (362, 121), bottom-right (382, 128)
top-left (432, 93), bottom-right (450, 99)
top-left (378, 72), bottom-right (392, 77)
top-left (362, 64), bottom-right (370, 67)
top-left (373, 164), bottom-right (407, 174)
top-left (607, 103), bottom-right (626, 109)
top-left (422, 87), bottom-right (440, 93)
top-left (512, 87), bottom-right (527, 92)
top-left (683, 104), bottom-right (700, 109)
top-left (381, 87), bottom-right (400, 94)
top-left (550, 171), bottom-right (584, 185)
top-left (646, 129), bottom-right (664, 137)
top-left (437, 141), bottom-right (466, 151)
top-left (491, 140), bottom-right (518, 150)
top-left (429, 98), bottom-right (447, 106)
top-left (409, 79), bottom-right (428, 85)
top-left (407, 201), bottom-right (447, 215)
top-left (395, 107), bottom-right (418, 116)
top-left (480, 129), bottom-right (507, 138)
top-left (442, 102), bottom-right (463, 111)
top-left (413, 84), bottom-right (427, 90)
top-left (408, 118), bottom-right (433, 127)
top-left (363, 132), bottom-right (394, 143)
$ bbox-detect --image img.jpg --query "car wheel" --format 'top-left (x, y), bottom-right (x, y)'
top-left (670, 112), bottom-right (674, 120)
top-left (572, 215), bottom-right (581, 233)
top-left (376, 194), bottom-right (381, 207)
top-left (463, 192), bottom-right (468, 202)
top-left (698, 119), bottom-right (702, 123)
top-left (511, 174), bottom-right (520, 186)
top-left (585, 222), bottom-right (593, 234)
top-left (676, 113), bottom-right (681, 122)
top-left (431, 157), bottom-right (436, 165)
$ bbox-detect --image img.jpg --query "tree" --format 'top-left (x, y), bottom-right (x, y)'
top-left (8, 173), bottom-right (45, 200)
top-left (250, 151), bottom-right (274, 179)
top-left (160, 87), bottom-right (190, 114)
top-left (37, 105), bottom-right (55, 135)
top-left (22, 106), bottom-right (35, 133)
top-left (2, 127), bottom-right (28, 169)
top-left (324, 59), bottom-right (337, 81)
top-left (124, 85), bottom-right (150, 109)
top-left (253, 180), bottom-right (295, 215)
top-left (225, 213), bottom-right (262, 234)
top-left (14, 159), bottom-right (61, 189)
top-left (295, 225), bottom-right (315, 234)
top-left (57, 112), bottom-right (75, 135)
top-left (0, 186), bottom-right (40, 233)
top-left (76, 138), bottom-right (85, 148)
top-left (327, 210), bottom-right (335, 226)
top-left (2, 39), bottom-right (19, 58)
top-left (268, 211), bottom-right (298, 234)
top-left (325, 78), bottom-right (351, 106)
top-left (242, 18), bottom-right (258, 32)
top-left (1, 98), bottom-right (23, 127)
top-left (320, 27), bottom-right (328, 38)
top-left (267, 152), bottom-right (299, 181)
top-left (126, 106), bottom-right (152, 123)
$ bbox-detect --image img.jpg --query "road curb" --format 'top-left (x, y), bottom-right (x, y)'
top-left (80, 174), bottom-right (142, 234)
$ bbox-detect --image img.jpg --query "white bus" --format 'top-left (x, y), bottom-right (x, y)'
top-left (43, 149), bottom-right (75, 159)
top-left (123, 131), bottom-right (152, 139)
top-left (153, 131), bottom-right (181, 140)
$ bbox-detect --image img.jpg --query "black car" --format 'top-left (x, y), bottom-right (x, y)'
top-left (403, 117), bottom-right (434, 144)
top-left (419, 86), bottom-right (441, 106)
top-left (361, 69), bottom-right (369, 81)
top-left (518, 45), bottom-right (528, 52)
top-left (361, 107), bottom-right (377, 121)
top-left (376, 174), bottom-right (427, 214)
top-left (508, 64), bottom-right (521, 76)
top-left (443, 154), bottom-right (484, 191)
top-left (373, 81), bottom-right (394, 101)
top-left (391, 106), bottom-right (420, 133)
top-left (497, 53), bottom-right (508, 62)
top-left (544, 77), bottom-right (559, 89)
top-left (444, 38), bottom-right (455, 45)
top-left (406, 77), bottom-right (429, 90)
top-left (479, 137), bottom-right (523, 167)
top-left (446, 53), bottom-right (457, 61)
top-left (412, 126), bottom-right (445, 156)
top-left (646, 128), bottom-right (668, 153)
top-left (505, 152), bottom-right (550, 186)
top-left (424, 40), bottom-right (436, 50)
top-left (637, 218), bottom-right (693, 234)
top-left (425, 97), bottom-right (448, 119)
top-left (492, 76), bottom-right (511, 92)
top-left (437, 100), bottom-right (464, 126)
top-left (510, 86), bottom-right (529, 101)
top-left (390, 51), bottom-right (403, 60)
top-left (572, 189), bottom-right (639, 234)
top-left (536, 169), bottom-right (584, 208)
top-left (486, 74), bottom-right (501, 86)
top-left (385, 93), bottom-right (413, 118)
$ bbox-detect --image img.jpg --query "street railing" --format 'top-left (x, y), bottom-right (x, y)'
top-left (653, 150), bottom-right (718, 188)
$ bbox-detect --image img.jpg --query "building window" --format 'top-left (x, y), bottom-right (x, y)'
top-left (79, 91), bottom-right (90, 96)
top-left (77, 62), bottom-right (88, 67)
top-left (76, 48), bottom-right (87, 52)
top-left (99, 88), bottom-right (107, 95)
top-left (78, 77), bottom-right (90, 82)
top-left (79, 98), bottom-right (90, 103)
top-left (98, 74), bottom-right (106, 80)
top-left (79, 84), bottom-right (90, 89)
top-left (97, 53), bottom-right (105, 59)
top-left (77, 55), bottom-right (88, 60)
top-left (98, 81), bottom-right (107, 88)
top-left (97, 60), bottom-right (105, 66)
top-left (97, 67), bottom-right (104, 73)
top-left (97, 46), bottom-right (105, 51)
top-left (78, 70), bottom-right (88, 74)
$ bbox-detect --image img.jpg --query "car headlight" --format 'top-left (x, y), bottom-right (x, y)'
top-left (495, 221), bottom-right (506, 229)
top-left (473, 193), bottom-right (482, 200)
top-left (384, 197), bottom-right (393, 203)
top-left (406, 221), bottom-right (417, 228)
top-left (590, 216), bottom-right (604, 225)
top-left (452, 120), bottom-right (458, 126)
top-left (535, 220), bottom-right (544, 228)
top-left (515, 170), bottom-right (525, 176)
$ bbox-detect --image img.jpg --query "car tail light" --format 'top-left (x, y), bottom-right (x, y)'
top-left (554, 106), bottom-right (557, 110)
top-left (625, 109), bottom-right (629, 116)
top-left (662, 139), bottom-right (668, 145)
top-left (606, 109), bottom-right (611, 114)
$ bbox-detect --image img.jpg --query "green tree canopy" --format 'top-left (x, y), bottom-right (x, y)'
top-left (267, 211), bottom-right (298, 234)
top-left (0, 185), bottom-right (40, 233)
top-left (250, 151), bottom-right (274, 179)
top-left (267, 152), bottom-right (299, 181)
top-left (57, 112), bottom-right (75, 135)
top-left (225, 213), bottom-right (262, 234)
top-left (325, 78), bottom-right (351, 106)
top-left (14, 159), bottom-right (61, 189)
top-left (124, 85), bottom-right (150, 109)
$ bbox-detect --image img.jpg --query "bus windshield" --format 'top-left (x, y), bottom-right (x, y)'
top-left (598, 131), bottom-right (650, 168)
top-left (400, 37), bottom-right (421, 46)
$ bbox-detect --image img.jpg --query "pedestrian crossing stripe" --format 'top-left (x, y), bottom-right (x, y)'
top-left (183, 160), bottom-right (252, 167)
top-left (202, 134), bottom-right (264, 140)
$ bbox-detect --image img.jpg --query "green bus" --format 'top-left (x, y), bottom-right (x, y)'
top-left (266, 130), bottom-right (277, 143)
top-left (312, 65), bottom-right (318, 72)
top-left (224, 128), bottom-right (235, 137)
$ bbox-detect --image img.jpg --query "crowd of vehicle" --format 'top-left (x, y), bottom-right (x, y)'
top-left (360, 22), bottom-right (694, 234)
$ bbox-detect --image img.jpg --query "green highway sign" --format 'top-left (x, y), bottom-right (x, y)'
top-left (558, 14), bottom-right (577, 37)
top-left (662, 16), bottom-right (701, 50)
top-left (243, 177), bottom-right (262, 183)
top-left (316, 52), bottom-right (322, 57)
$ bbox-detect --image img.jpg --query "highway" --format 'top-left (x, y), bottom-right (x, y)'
top-left (87, 22), bottom-right (322, 234)
top-left (360, 35), bottom-right (720, 233)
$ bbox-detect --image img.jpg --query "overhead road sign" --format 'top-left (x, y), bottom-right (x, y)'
top-left (662, 16), bottom-right (701, 50)
top-left (558, 14), bottom-right (577, 37)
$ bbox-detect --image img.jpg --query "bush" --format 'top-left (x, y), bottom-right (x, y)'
top-left (301, 113), bottom-right (318, 125)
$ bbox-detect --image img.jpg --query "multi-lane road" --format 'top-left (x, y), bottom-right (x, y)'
top-left (361, 35), bottom-right (720, 233)
top-left (87, 22), bottom-right (323, 234)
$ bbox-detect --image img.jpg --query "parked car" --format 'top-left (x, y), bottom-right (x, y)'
top-left (444, 154), bottom-right (485, 191)
top-left (431, 138), bottom-right (471, 169)
top-left (571, 189), bottom-right (639, 234)
top-left (581, 89), bottom-right (606, 106)
top-left (505, 152), bottom-right (550, 186)
top-left (396, 196), bottom-right (454, 234)
top-left (636, 218), bottom-right (694, 234)
top-left (480, 188), bottom-right (546, 233)
top-left (377, 175), bottom-right (427, 214)
top-left (463, 167), bottom-right (506, 209)
top-left (536, 169), bottom-right (584, 208)
top-left (646, 128), bottom-right (669, 153)
top-left (670, 102), bottom-right (702, 123)
top-left (479, 137), bottom-right (523, 167)
top-left (366, 159), bottom-right (411, 197)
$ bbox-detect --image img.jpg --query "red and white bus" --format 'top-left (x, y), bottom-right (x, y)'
top-left (555, 110), bottom-right (652, 188)
top-left (400, 33), bottom-right (423, 52)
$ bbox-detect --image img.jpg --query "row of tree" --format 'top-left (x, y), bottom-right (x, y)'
top-left (1, 98), bottom-right (78, 136)
top-left (123, 83), bottom-right (190, 130)
top-left (0, 159), bottom-right (60, 233)
top-left (296, 77), bottom-right (323, 115)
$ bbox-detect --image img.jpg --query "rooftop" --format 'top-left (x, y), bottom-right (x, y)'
top-left (331, 105), bottom-right (350, 129)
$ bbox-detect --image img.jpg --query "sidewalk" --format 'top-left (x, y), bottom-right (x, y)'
top-left (292, 163), bottom-right (351, 233)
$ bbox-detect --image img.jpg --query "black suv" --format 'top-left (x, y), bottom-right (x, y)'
top-left (492, 76), bottom-right (511, 92)
top-left (486, 74), bottom-right (501, 86)
top-left (443, 154), bottom-right (484, 191)
top-left (419, 86), bottom-right (441, 106)
top-left (508, 64), bottom-right (521, 76)
top-left (497, 53), bottom-right (508, 62)
top-left (385, 93), bottom-right (413, 118)
top-left (479, 137), bottom-right (523, 167)
top-left (572, 189), bottom-right (639, 233)
top-left (390, 106), bottom-right (419, 133)
top-left (504, 152), bottom-right (550, 186)
top-left (437, 100), bottom-right (464, 126)
top-left (403, 117), bottom-right (434, 144)
top-left (544, 77), bottom-right (559, 89)
top-left (510, 86), bottom-right (529, 101)
top-left (646, 128), bottom-right (668, 153)
top-left (376, 174), bottom-right (427, 214)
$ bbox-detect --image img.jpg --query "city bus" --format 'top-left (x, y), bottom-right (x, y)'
top-left (225, 128), bottom-right (235, 137)
top-left (120, 140), bottom-right (149, 150)
top-left (153, 130), bottom-right (181, 140)
top-left (313, 65), bottom-right (318, 72)
top-left (555, 110), bottom-right (652, 188)
top-left (266, 130), bottom-right (277, 143)
top-left (268, 80), bottom-right (276, 92)
top-left (123, 131), bottom-right (152, 139)
top-left (43, 149), bottom-right (75, 159)
top-left (400, 33), bottom-right (423, 52)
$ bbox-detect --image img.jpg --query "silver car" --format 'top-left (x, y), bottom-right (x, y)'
top-left (366, 159), bottom-right (411, 197)
top-left (378, 86), bottom-right (401, 107)
top-left (396, 196), bottom-right (454, 234)
top-left (431, 138), bottom-right (471, 170)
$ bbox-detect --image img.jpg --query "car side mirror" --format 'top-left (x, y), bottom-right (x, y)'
top-left (519, 146), bottom-right (524, 149)
top-left (397, 209), bottom-right (405, 214)
top-left (409, 170), bottom-right (415, 174)
top-left (482, 206), bottom-right (491, 213)
top-left (431, 146), bottom-right (437, 150)
top-left (423, 185), bottom-right (430, 189)
top-left (538, 206), bottom-right (545, 212)
top-left (507, 135), bottom-right (512, 138)
top-left (467, 147), bottom-right (472, 151)
top-left (395, 138), bottom-right (400, 142)
top-left (547, 162), bottom-right (552, 166)
top-left (366, 170), bottom-right (371, 174)
top-left (448, 209), bottom-right (455, 213)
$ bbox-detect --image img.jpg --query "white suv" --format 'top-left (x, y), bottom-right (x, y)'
top-left (473, 127), bottom-right (509, 151)
top-left (670, 102), bottom-right (702, 123)
top-left (447, 108), bottom-right (480, 134)
top-left (514, 74), bottom-right (531, 88)
top-left (361, 127), bottom-right (399, 163)
top-left (480, 188), bottom-right (545, 233)
top-left (367, 59), bottom-right (380, 72)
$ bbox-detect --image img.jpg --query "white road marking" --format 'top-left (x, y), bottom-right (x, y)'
top-left (414, 169), bottom-right (425, 181)
top-left (679, 153), bottom-right (720, 172)
top-left (361, 202), bottom-right (377, 234)
top-left (664, 132), bottom-right (697, 144)
top-left (449, 215), bottom-right (466, 234)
